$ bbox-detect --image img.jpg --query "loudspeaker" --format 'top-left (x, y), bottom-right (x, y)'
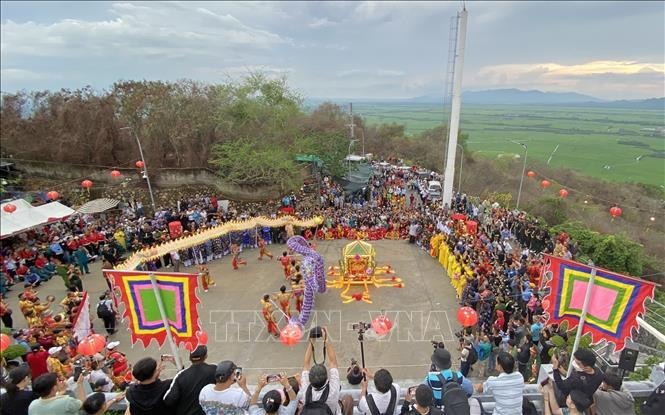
top-left (618, 348), bottom-right (639, 372)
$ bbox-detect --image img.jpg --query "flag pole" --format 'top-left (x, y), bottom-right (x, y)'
top-left (149, 273), bottom-right (184, 370)
top-left (567, 263), bottom-right (597, 377)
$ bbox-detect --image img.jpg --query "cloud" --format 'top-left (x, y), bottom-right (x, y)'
top-left (0, 2), bottom-right (291, 61)
top-left (470, 60), bottom-right (665, 99)
top-left (337, 69), bottom-right (405, 78)
top-left (308, 17), bottom-right (338, 28)
top-left (0, 68), bottom-right (61, 82)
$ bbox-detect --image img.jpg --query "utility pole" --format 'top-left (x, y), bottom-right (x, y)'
top-left (120, 126), bottom-right (157, 213)
top-left (442, 6), bottom-right (468, 207)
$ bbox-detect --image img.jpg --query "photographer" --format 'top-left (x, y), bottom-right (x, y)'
top-left (358, 368), bottom-right (400, 415)
top-left (300, 327), bottom-right (353, 415)
top-left (199, 360), bottom-right (250, 415)
top-left (424, 348), bottom-right (473, 407)
top-left (249, 372), bottom-right (297, 415)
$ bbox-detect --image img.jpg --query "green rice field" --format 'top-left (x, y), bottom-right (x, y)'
top-left (354, 103), bottom-right (665, 186)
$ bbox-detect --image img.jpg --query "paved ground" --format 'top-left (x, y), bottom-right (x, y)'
top-left (5, 240), bottom-right (463, 381)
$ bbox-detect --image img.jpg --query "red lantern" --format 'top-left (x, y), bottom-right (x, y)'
top-left (135, 160), bottom-right (145, 169)
top-left (540, 180), bottom-right (551, 189)
top-left (81, 179), bottom-right (93, 189)
top-left (280, 323), bottom-right (302, 346)
top-left (111, 170), bottom-right (122, 178)
top-left (2, 203), bottom-right (16, 214)
top-left (527, 171), bottom-right (536, 178)
top-left (77, 334), bottom-right (106, 355)
top-left (195, 330), bottom-right (209, 345)
top-left (77, 340), bottom-right (96, 356)
top-left (87, 334), bottom-right (107, 352)
top-left (185, 342), bottom-right (195, 352)
top-left (558, 189), bottom-right (568, 198)
top-left (609, 206), bottom-right (622, 218)
top-left (0, 333), bottom-right (11, 352)
top-left (456, 306), bottom-right (478, 327)
top-left (47, 191), bottom-right (60, 201)
top-left (372, 315), bottom-right (394, 336)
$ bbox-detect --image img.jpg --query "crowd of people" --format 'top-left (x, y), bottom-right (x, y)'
top-left (0, 162), bottom-right (658, 415)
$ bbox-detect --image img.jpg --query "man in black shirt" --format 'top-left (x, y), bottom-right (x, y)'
top-left (163, 346), bottom-right (216, 415)
top-left (126, 356), bottom-right (176, 415)
top-left (545, 348), bottom-right (603, 412)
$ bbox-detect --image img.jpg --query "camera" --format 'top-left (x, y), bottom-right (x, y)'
top-left (235, 367), bottom-right (243, 377)
top-left (309, 326), bottom-right (323, 339)
top-left (431, 340), bottom-right (445, 349)
top-left (266, 374), bottom-right (280, 383)
top-left (352, 322), bottom-right (372, 332)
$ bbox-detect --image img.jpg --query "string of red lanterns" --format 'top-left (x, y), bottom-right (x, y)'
top-left (525, 170), bottom-right (628, 219)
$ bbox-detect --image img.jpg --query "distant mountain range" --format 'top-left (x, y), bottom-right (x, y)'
top-left (409, 89), bottom-right (664, 109)
top-left (307, 88), bottom-right (664, 109)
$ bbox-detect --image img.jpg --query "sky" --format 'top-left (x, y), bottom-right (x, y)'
top-left (1, 1), bottom-right (664, 100)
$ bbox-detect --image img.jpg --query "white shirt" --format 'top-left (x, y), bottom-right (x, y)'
top-left (358, 383), bottom-right (401, 415)
top-left (300, 368), bottom-right (341, 415)
top-left (482, 371), bottom-right (525, 415)
top-left (199, 384), bottom-right (250, 415)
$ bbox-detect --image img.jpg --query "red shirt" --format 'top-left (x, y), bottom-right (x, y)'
top-left (35, 257), bottom-right (47, 268)
top-left (279, 256), bottom-right (290, 268)
top-left (27, 350), bottom-right (49, 379)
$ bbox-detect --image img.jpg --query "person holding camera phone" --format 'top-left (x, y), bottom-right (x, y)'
top-left (248, 372), bottom-right (297, 415)
top-left (358, 367), bottom-right (400, 415)
top-left (199, 360), bottom-right (251, 415)
top-left (125, 355), bottom-right (178, 415)
top-left (300, 326), bottom-right (353, 415)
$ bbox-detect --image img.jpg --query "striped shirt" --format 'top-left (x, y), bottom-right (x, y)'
top-left (482, 371), bottom-right (524, 415)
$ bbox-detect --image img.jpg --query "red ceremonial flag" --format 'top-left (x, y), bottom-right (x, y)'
top-left (541, 254), bottom-right (656, 351)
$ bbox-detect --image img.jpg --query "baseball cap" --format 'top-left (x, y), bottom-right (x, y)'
top-left (215, 360), bottom-right (237, 382)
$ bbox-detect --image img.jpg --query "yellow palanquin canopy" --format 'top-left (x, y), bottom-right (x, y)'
top-left (340, 240), bottom-right (377, 275)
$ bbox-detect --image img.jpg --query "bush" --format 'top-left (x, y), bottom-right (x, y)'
top-left (525, 197), bottom-right (568, 226)
top-left (551, 221), bottom-right (645, 275)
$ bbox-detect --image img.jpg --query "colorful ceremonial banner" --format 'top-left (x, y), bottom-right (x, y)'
top-left (542, 254), bottom-right (656, 351)
top-left (104, 270), bottom-right (202, 349)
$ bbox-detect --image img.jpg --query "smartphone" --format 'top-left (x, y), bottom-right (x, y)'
top-left (266, 374), bottom-right (280, 383)
top-left (73, 365), bottom-right (83, 380)
top-left (235, 367), bottom-right (243, 377)
top-left (160, 354), bottom-right (172, 361)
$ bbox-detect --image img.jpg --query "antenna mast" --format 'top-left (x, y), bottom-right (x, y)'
top-left (442, 7), bottom-right (468, 206)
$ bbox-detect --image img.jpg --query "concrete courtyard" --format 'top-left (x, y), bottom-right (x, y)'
top-left (6, 239), bottom-right (464, 381)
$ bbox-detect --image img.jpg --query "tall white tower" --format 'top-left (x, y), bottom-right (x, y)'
top-left (442, 7), bottom-right (468, 206)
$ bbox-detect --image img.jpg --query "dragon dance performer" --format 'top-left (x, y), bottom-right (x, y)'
top-left (199, 262), bottom-right (216, 292)
top-left (275, 285), bottom-right (292, 318)
top-left (290, 274), bottom-right (304, 313)
top-left (257, 238), bottom-right (274, 260)
top-left (279, 252), bottom-right (291, 278)
top-left (231, 243), bottom-right (247, 270)
top-left (260, 294), bottom-right (279, 337)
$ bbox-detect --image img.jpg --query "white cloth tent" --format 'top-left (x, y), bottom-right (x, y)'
top-left (1, 199), bottom-right (75, 238)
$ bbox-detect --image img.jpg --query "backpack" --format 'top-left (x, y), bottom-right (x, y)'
top-left (522, 397), bottom-right (538, 415)
top-left (437, 373), bottom-right (470, 415)
top-left (466, 345), bottom-right (478, 366)
top-left (302, 384), bottom-right (334, 415)
top-left (96, 301), bottom-right (112, 318)
top-left (366, 385), bottom-right (397, 415)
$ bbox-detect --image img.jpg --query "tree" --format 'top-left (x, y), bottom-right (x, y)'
top-left (209, 139), bottom-right (300, 191)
